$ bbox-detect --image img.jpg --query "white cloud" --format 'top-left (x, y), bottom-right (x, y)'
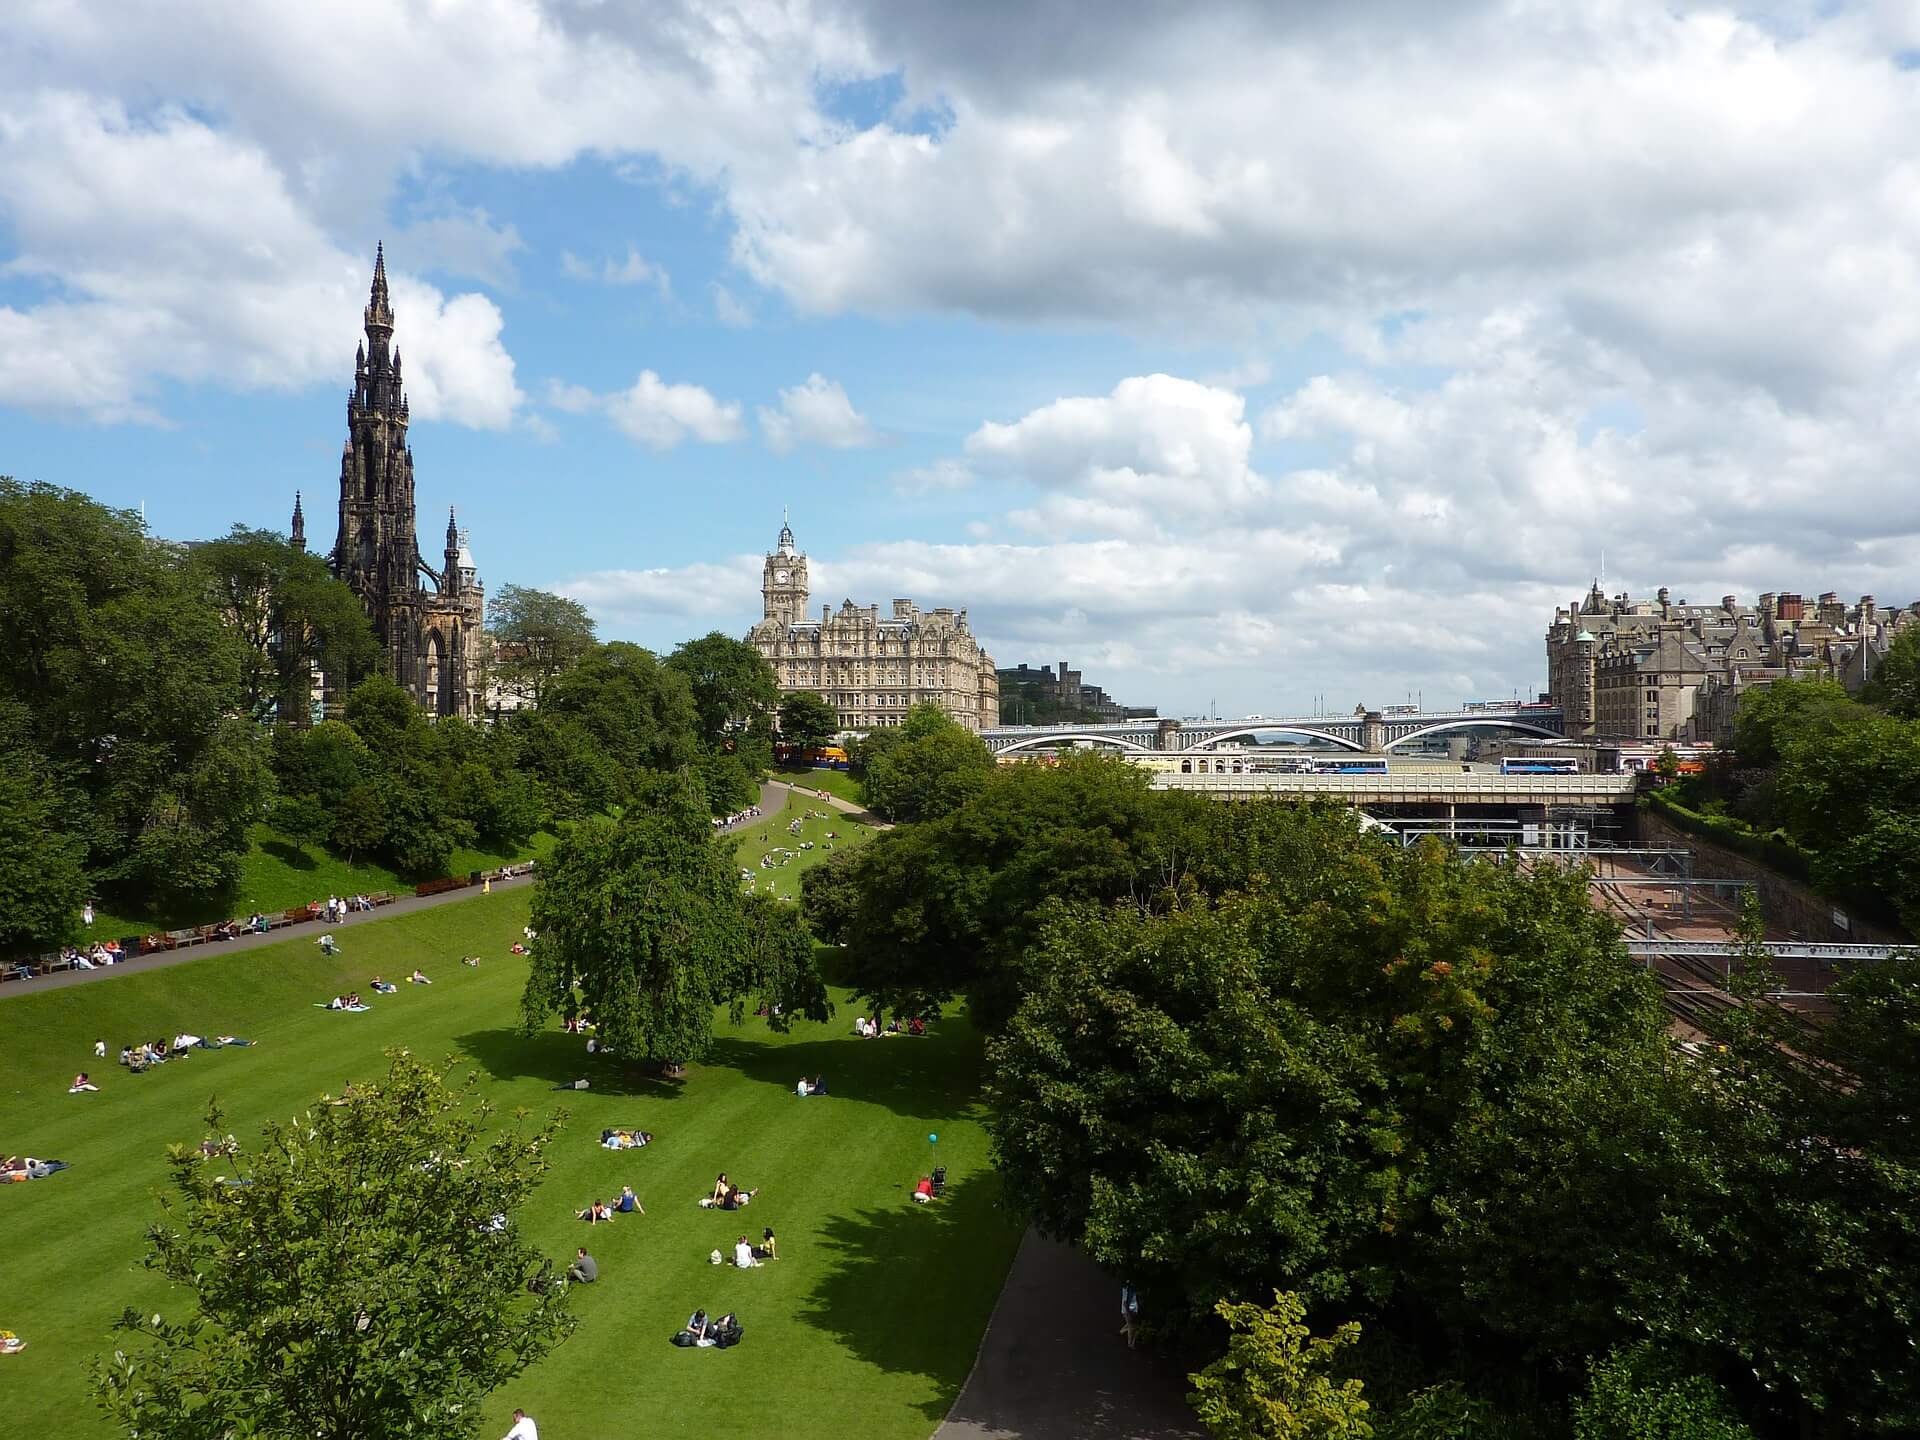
top-left (758, 373), bottom-right (881, 452)
top-left (0, 92), bottom-right (522, 427)
top-left (561, 247), bottom-right (670, 296)
top-left (605, 370), bottom-right (744, 450)
top-left (393, 207), bottom-right (523, 287)
top-left (892, 458), bottom-right (975, 494)
top-left (710, 283), bottom-right (754, 328)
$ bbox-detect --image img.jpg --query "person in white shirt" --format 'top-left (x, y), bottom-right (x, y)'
top-left (734, 1235), bottom-right (759, 1268)
top-left (93, 1039), bottom-right (107, 1059)
top-left (502, 1409), bottom-right (538, 1440)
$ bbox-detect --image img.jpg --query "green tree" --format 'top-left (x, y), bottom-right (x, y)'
top-left (860, 709), bottom-right (996, 823)
top-left (667, 631), bottom-right (779, 745)
top-left (1652, 746), bottom-right (1679, 783)
top-left (541, 642), bottom-right (699, 775)
top-left (0, 480), bottom-right (262, 911)
top-left (1861, 625), bottom-right (1920, 719)
top-left (1188, 1291), bottom-right (1373, 1439)
top-left (0, 742), bottom-right (87, 956)
top-left (1774, 711), bottom-right (1920, 928)
top-left (778, 690), bottom-right (840, 750)
top-left (92, 1051), bottom-right (575, 1440)
top-left (189, 526), bottom-right (379, 723)
top-left (837, 753), bottom-right (1179, 1025)
top-left (798, 848), bottom-right (865, 944)
top-left (487, 583), bottom-right (598, 711)
top-left (1730, 677), bottom-right (1860, 769)
top-left (521, 779), bottom-right (827, 1064)
top-left (1570, 1345), bottom-right (1754, 1440)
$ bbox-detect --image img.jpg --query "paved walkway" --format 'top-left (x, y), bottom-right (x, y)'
top-left (763, 776), bottom-right (890, 829)
top-left (2, 872), bottom-right (539, 1000)
top-left (936, 1231), bottom-right (1204, 1440)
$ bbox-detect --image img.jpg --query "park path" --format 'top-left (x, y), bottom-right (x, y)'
top-left (2, 871), bottom-right (540, 1001)
top-left (761, 776), bottom-right (891, 828)
top-left (935, 1231), bottom-right (1205, 1440)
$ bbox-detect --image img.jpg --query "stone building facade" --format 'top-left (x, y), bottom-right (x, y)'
top-left (309, 245), bottom-right (486, 717)
top-left (1547, 581), bottom-right (1918, 744)
top-left (995, 659), bottom-right (1151, 723)
top-left (747, 519), bottom-right (999, 732)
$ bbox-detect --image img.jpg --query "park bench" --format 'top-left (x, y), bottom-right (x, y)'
top-left (414, 876), bottom-right (469, 898)
top-left (42, 953), bottom-right (74, 974)
top-left (166, 928), bottom-right (203, 950)
top-left (368, 891), bottom-right (396, 907)
top-left (282, 907), bottom-right (314, 926)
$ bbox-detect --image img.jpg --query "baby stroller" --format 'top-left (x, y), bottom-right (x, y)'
top-left (931, 1165), bottom-right (947, 1198)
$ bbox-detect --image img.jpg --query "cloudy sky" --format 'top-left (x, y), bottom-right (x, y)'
top-left (4, 1), bottom-right (1919, 716)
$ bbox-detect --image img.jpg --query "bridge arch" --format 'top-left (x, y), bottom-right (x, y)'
top-left (993, 733), bottom-right (1157, 756)
top-left (1189, 726), bottom-right (1366, 752)
top-left (1382, 718), bottom-right (1565, 750)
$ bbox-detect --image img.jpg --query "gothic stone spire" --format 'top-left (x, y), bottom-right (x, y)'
top-left (290, 490), bottom-right (306, 552)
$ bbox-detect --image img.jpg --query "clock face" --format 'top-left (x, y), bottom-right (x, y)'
top-left (774, 568), bottom-right (791, 585)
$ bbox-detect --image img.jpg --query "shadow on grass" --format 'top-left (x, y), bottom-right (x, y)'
top-left (454, 1026), bottom-right (690, 1102)
top-left (701, 1024), bottom-right (985, 1122)
top-left (259, 839), bottom-right (318, 871)
top-left (799, 1171), bottom-right (1010, 1421)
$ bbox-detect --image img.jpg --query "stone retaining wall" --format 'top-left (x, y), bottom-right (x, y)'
top-left (1633, 807), bottom-right (1910, 945)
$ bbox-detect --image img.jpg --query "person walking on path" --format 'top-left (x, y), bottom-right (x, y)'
top-left (1120, 1282), bottom-right (1139, 1348)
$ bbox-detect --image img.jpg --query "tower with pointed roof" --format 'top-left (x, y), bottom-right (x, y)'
top-left (312, 245), bottom-right (487, 717)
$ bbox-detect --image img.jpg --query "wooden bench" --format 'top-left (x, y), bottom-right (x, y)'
top-left (166, 928), bottom-right (203, 950)
top-left (414, 876), bottom-right (469, 898)
top-left (368, 891), bottom-right (396, 907)
top-left (283, 908), bottom-right (315, 926)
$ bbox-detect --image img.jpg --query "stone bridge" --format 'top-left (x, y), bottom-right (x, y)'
top-left (981, 706), bottom-right (1566, 756)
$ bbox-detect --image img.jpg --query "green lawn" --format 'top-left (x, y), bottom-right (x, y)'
top-left (736, 789), bottom-right (878, 901)
top-left (0, 890), bottom-right (1020, 1438)
top-left (86, 825), bottom-right (559, 938)
top-left (775, 765), bottom-right (867, 807)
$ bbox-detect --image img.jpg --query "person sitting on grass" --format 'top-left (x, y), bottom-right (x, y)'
top-left (733, 1235), bottom-right (760, 1268)
top-left (370, 976), bottom-right (398, 994)
top-left (409, 969), bottom-right (431, 985)
top-left (912, 1175), bottom-right (935, 1204)
top-left (69, 1072), bottom-right (99, 1093)
top-left (345, 992), bottom-right (363, 1010)
top-left (615, 1185), bottom-right (644, 1214)
top-left (462, 955), bottom-right (480, 967)
top-left (566, 1247), bottom-right (598, 1284)
top-left (576, 1199), bottom-right (615, 1224)
top-left (810, 1075), bottom-right (828, 1096)
top-left (173, 1033), bottom-right (202, 1050)
top-left (327, 995), bottom-right (346, 1010)
top-left (680, 1309), bottom-right (710, 1346)
top-left (795, 1076), bottom-right (813, 1097)
top-left (752, 1227), bottom-right (777, 1261)
top-left (509, 942), bottom-right (530, 956)
top-left (708, 1172), bottom-right (732, 1204)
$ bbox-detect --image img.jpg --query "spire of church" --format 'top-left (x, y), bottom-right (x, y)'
top-left (777, 509), bottom-right (795, 556)
top-left (445, 506), bottom-right (459, 556)
top-left (368, 242), bottom-right (392, 326)
top-left (291, 491), bottom-right (306, 552)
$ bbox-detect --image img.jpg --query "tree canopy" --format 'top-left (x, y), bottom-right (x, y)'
top-left (858, 704), bottom-right (996, 823)
top-left (778, 690), bottom-right (840, 750)
top-left (92, 1052), bottom-right (575, 1440)
top-left (667, 631), bottom-right (779, 745)
top-left (486, 583), bottom-right (598, 711)
top-left (521, 778), bottom-right (828, 1064)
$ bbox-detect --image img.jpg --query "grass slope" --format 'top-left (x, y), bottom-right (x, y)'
top-left (775, 765), bottom-right (866, 806)
top-left (0, 891), bottom-right (1019, 1438)
top-left (737, 789), bottom-right (877, 901)
top-left (88, 824), bottom-right (559, 938)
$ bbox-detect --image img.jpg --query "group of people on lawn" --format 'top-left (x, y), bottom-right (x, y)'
top-left (853, 1015), bottom-right (925, 1038)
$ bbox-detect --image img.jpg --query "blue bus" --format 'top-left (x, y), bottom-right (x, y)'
top-left (1500, 756), bottom-right (1578, 775)
top-left (1312, 758), bottom-right (1390, 775)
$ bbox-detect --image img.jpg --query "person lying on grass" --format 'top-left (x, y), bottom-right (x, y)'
top-left (409, 969), bottom-right (431, 985)
top-left (700, 1178), bottom-right (758, 1210)
top-left (462, 955), bottom-right (480, 967)
top-left (370, 976), bottom-right (398, 994)
top-left (600, 1128), bottom-right (652, 1150)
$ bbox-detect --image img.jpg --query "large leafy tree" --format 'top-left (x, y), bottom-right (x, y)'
top-left (859, 705), bottom-right (996, 823)
top-left (1774, 711), bottom-right (1920, 928)
top-left (0, 730), bottom-right (87, 955)
top-left (777, 690), bottom-right (840, 750)
top-left (92, 1051), bottom-right (575, 1439)
top-left (539, 642), bottom-right (699, 774)
top-left (486, 583), bottom-right (598, 711)
top-left (189, 525), bottom-right (379, 723)
top-left (1188, 1292), bottom-right (1374, 1440)
top-left (521, 778), bottom-right (828, 1064)
top-left (835, 753), bottom-right (1185, 1026)
top-left (0, 479), bottom-right (267, 917)
top-left (1861, 626), bottom-right (1920, 719)
top-left (667, 631), bottom-right (779, 744)
top-left (1729, 677), bottom-right (1862, 768)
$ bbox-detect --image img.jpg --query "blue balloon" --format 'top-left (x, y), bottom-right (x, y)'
top-left (928, 1132), bottom-right (939, 1144)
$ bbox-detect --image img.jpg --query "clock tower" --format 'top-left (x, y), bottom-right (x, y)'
top-left (762, 514), bottom-right (809, 625)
